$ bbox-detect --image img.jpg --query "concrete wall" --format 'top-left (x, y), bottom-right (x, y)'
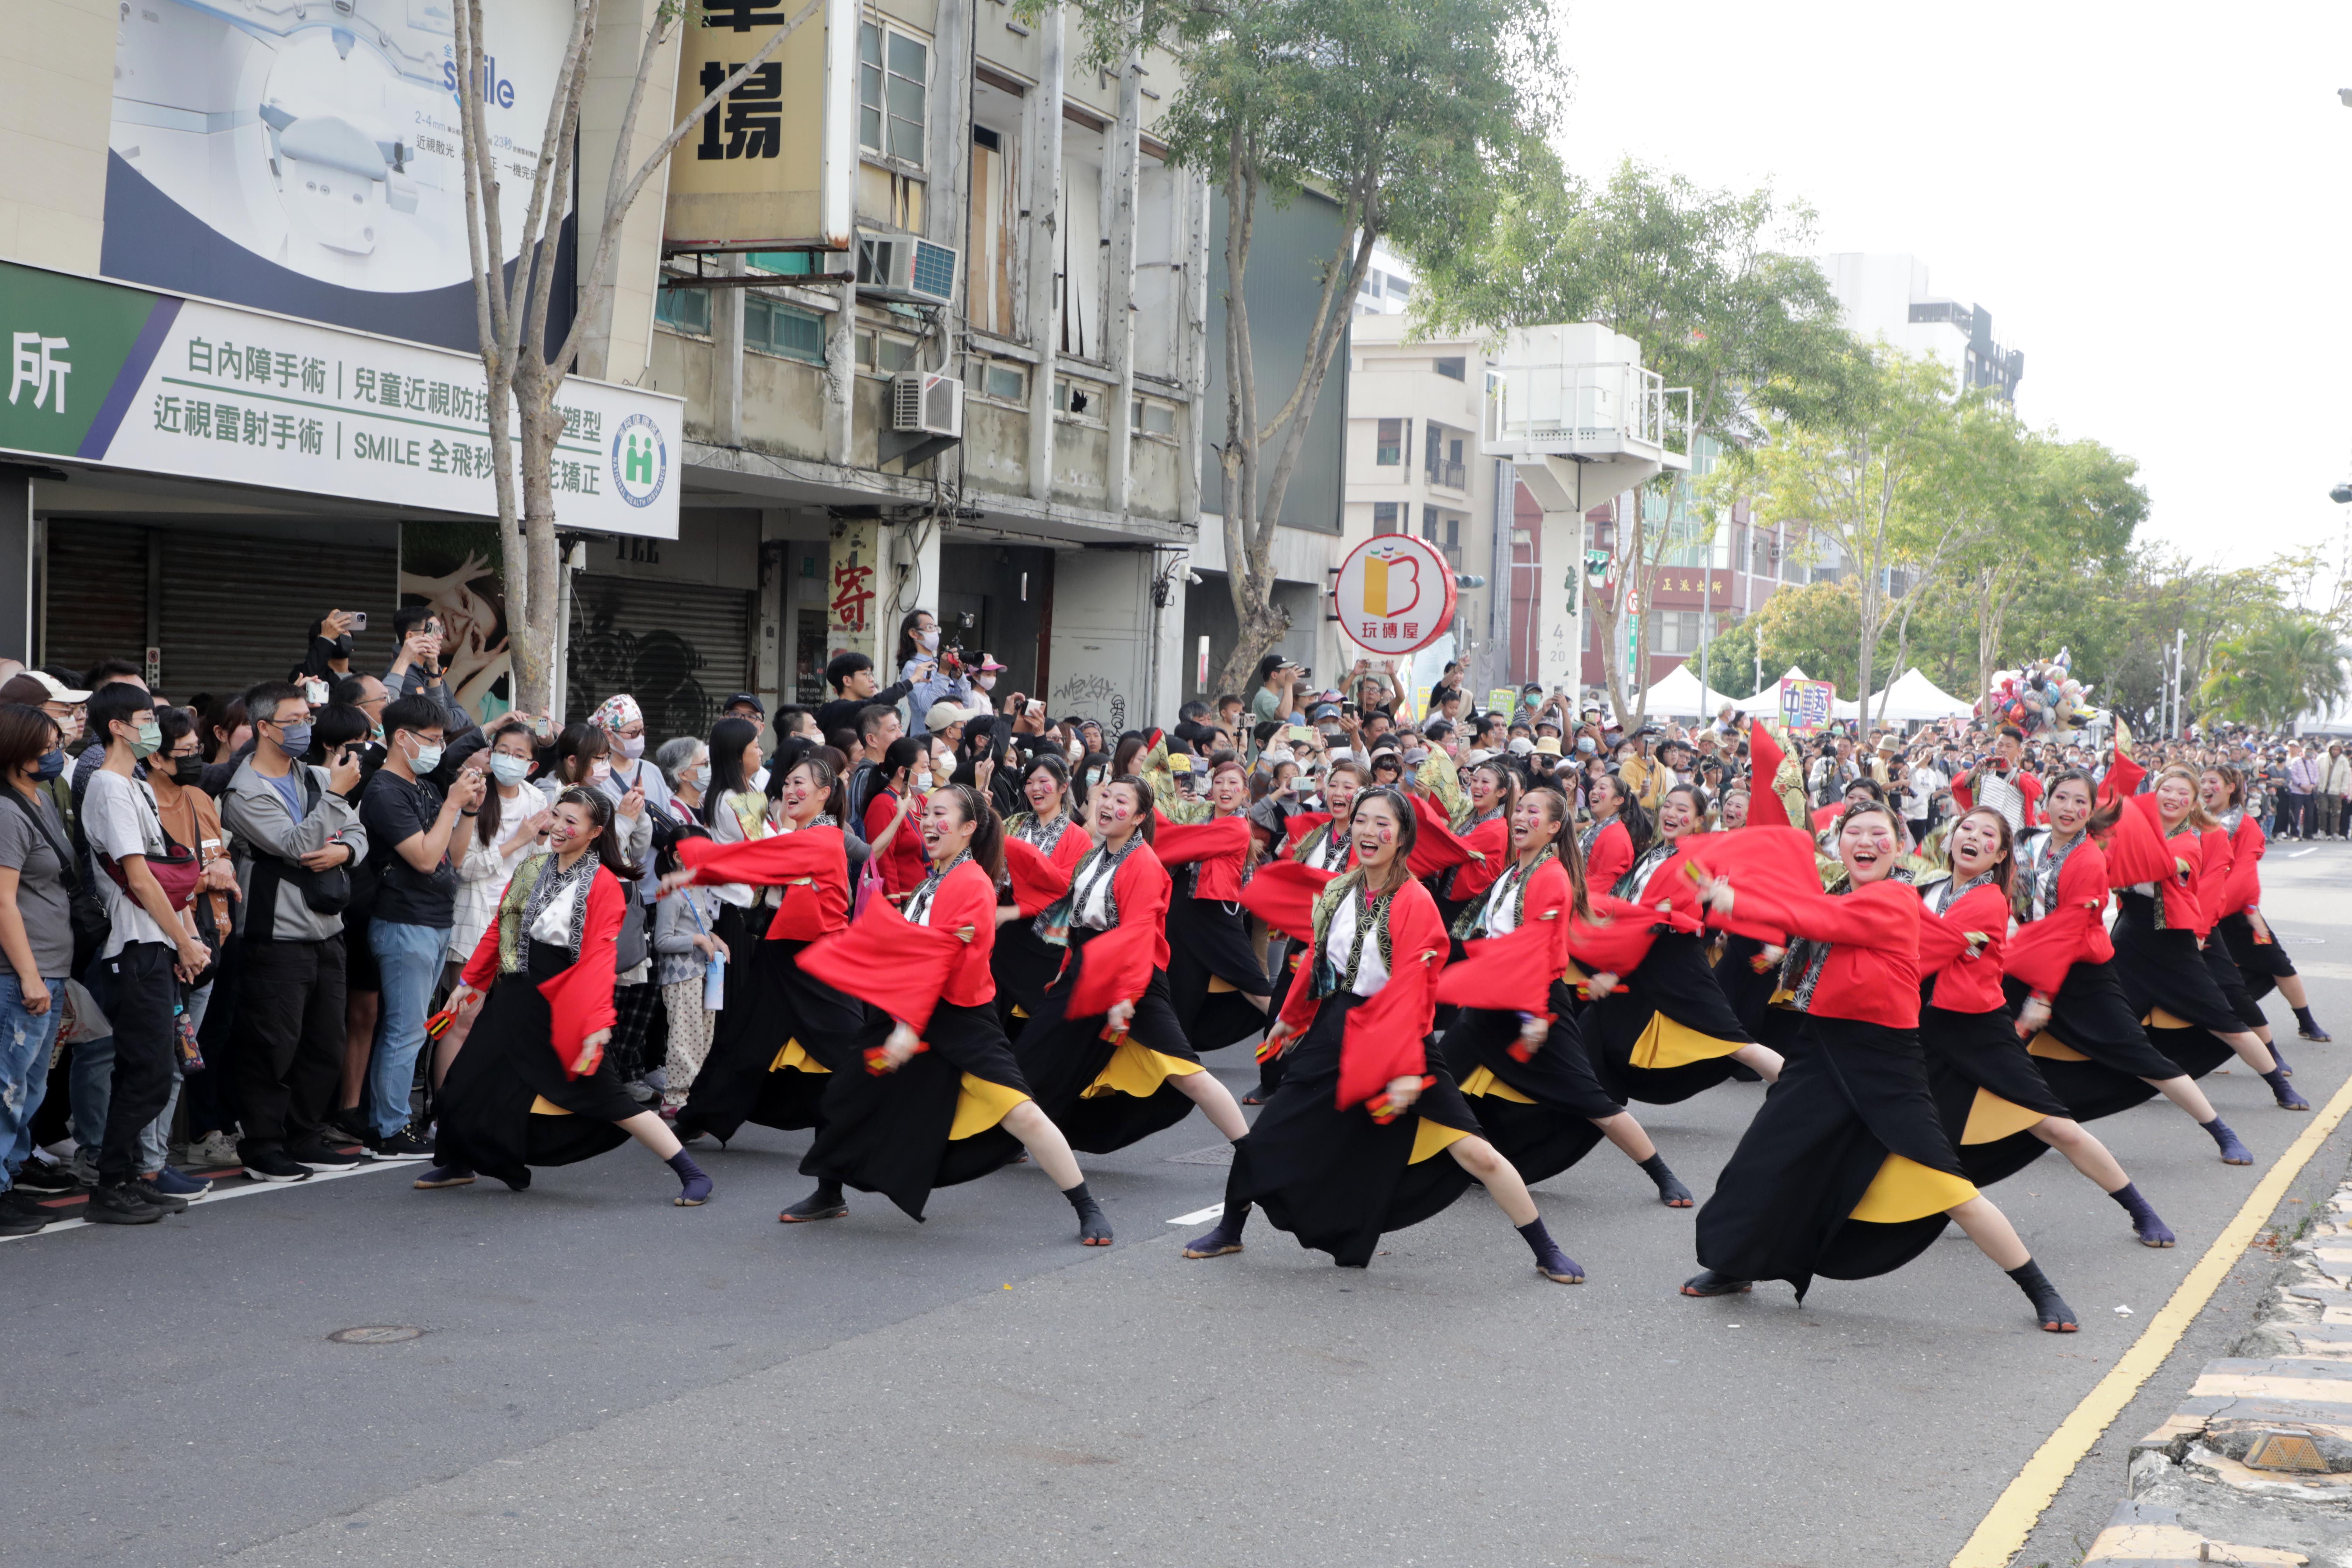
top-left (1, 0), bottom-right (115, 274)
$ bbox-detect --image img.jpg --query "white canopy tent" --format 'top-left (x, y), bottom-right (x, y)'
top-left (1863, 667), bottom-right (1977, 724)
top-left (1638, 661), bottom-right (1745, 718)
top-left (1731, 666), bottom-right (1859, 721)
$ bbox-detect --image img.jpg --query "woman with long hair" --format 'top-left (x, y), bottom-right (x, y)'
top-left (2108, 762), bottom-right (2305, 1111)
top-left (1435, 785), bottom-right (1696, 1207)
top-left (863, 735), bottom-right (933, 905)
top-left (2201, 764), bottom-right (2331, 1046)
top-left (1250, 759), bottom-right (1365, 1104)
top-left (664, 751), bottom-right (874, 1219)
top-left (1010, 775), bottom-right (1252, 1154)
top-left (793, 784), bottom-right (1112, 1242)
top-left (1578, 770), bottom-right (1643, 892)
top-left (1160, 758), bottom-right (1276, 1053)
top-left (1433, 757), bottom-right (1517, 931)
top-left (2009, 769), bottom-right (2259, 1162)
top-left (992, 754), bottom-right (1090, 1031)
top-left (1679, 803), bottom-right (2078, 1332)
top-left (416, 788), bottom-right (713, 1204)
top-left (1584, 782), bottom-right (1782, 1103)
top-left (1917, 807), bottom-right (2175, 1245)
top-left (1182, 787), bottom-right (1585, 1283)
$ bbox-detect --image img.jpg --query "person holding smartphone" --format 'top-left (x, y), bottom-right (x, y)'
top-left (385, 606), bottom-right (476, 736)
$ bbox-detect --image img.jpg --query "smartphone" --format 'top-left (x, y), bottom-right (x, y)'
top-left (1287, 724), bottom-right (1314, 743)
top-left (349, 611), bottom-right (369, 631)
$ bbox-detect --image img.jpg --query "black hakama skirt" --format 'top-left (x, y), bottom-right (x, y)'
top-left (1013, 925), bottom-right (1206, 1154)
top-left (1164, 894), bottom-right (1273, 1053)
top-left (1998, 966), bottom-right (2190, 1124)
top-left (675, 937), bottom-right (874, 1144)
top-left (798, 1000), bottom-right (1029, 1220)
top-left (1226, 990), bottom-right (1483, 1268)
top-left (991, 911), bottom-right (1066, 1038)
top-left (1694, 1014), bottom-right (1977, 1299)
top-left (432, 940), bottom-right (643, 1189)
top-left (1921, 1003), bottom-right (2072, 1188)
top-left (1437, 978), bottom-right (1620, 1186)
top-left (2111, 894), bottom-right (2246, 1079)
top-left (1717, 933), bottom-right (1784, 1039)
top-left (2217, 910), bottom-right (2296, 1004)
top-left (2201, 939), bottom-right (2272, 1032)
top-left (1587, 932), bottom-right (1756, 1104)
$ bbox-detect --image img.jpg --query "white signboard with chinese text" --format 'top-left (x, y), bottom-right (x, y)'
top-left (1332, 534), bottom-right (1457, 657)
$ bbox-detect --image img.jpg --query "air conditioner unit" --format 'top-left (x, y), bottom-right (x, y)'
top-left (893, 372), bottom-right (964, 438)
top-left (856, 231), bottom-right (959, 305)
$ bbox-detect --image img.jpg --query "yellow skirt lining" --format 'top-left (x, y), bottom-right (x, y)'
top-left (1960, 1087), bottom-right (2047, 1144)
top-left (1628, 1011), bottom-right (1746, 1071)
top-left (1458, 1064), bottom-right (1536, 1104)
top-left (950, 1074), bottom-right (1031, 1140)
top-left (769, 1038), bottom-right (832, 1074)
top-left (1080, 1038), bottom-right (1204, 1100)
top-left (1849, 1153), bottom-right (1977, 1224)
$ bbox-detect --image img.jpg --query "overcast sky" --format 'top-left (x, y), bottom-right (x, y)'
top-left (1553, 0), bottom-right (2352, 593)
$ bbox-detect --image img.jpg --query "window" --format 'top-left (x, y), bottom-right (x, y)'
top-left (855, 329), bottom-right (916, 373)
top-left (980, 362), bottom-right (1025, 401)
top-left (1386, 273), bottom-right (1411, 302)
top-left (1445, 515), bottom-right (1460, 550)
top-left (1131, 398), bottom-right (1177, 437)
top-left (1421, 505), bottom-right (1439, 541)
top-left (743, 296), bottom-right (825, 364)
top-left (1054, 378), bottom-right (1102, 421)
top-left (747, 251), bottom-right (822, 277)
top-left (859, 23), bottom-right (927, 166)
top-left (1359, 270), bottom-right (1384, 299)
top-left (1376, 418), bottom-right (1405, 465)
top-left (1651, 610), bottom-right (1706, 654)
top-left (653, 286), bottom-right (710, 335)
top-left (1372, 502), bottom-right (1401, 533)
top-left (1435, 355), bottom-right (1466, 382)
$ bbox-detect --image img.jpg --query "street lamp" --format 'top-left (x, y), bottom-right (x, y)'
top-left (2331, 482), bottom-right (2352, 505)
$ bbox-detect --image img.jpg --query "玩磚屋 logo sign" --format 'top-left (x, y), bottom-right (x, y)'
top-left (611, 413), bottom-right (667, 509)
top-left (1334, 534), bottom-right (1455, 656)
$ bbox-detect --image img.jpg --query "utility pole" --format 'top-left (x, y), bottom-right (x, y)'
top-left (1700, 525), bottom-right (1714, 702)
top-left (2172, 625), bottom-right (2187, 736)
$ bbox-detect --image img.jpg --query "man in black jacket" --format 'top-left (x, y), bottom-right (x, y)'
top-left (813, 651), bottom-right (924, 737)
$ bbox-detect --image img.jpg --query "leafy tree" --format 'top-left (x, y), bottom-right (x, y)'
top-left (1065, 0), bottom-right (1559, 691)
top-left (2200, 614), bottom-right (2349, 730)
top-left (1416, 154), bottom-right (1847, 726)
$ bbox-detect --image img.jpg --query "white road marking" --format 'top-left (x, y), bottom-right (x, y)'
top-left (2290, 848), bottom-right (2317, 859)
top-left (1167, 1204), bottom-right (1225, 1226)
top-left (1, 1156), bottom-right (412, 1244)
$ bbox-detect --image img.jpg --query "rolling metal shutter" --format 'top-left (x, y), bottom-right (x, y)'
top-left (42, 521), bottom-right (147, 680)
top-left (157, 531), bottom-right (398, 705)
top-left (565, 573), bottom-right (755, 744)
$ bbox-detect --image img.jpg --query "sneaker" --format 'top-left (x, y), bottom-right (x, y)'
top-left (133, 1177), bottom-right (191, 1214)
top-left (187, 1131), bottom-right (242, 1168)
top-left (622, 1078), bottom-right (657, 1105)
top-left (287, 1143), bottom-right (364, 1170)
top-left (146, 1166), bottom-right (212, 1199)
top-left (366, 1131), bottom-right (435, 1161)
top-left (241, 1149), bottom-right (314, 1183)
top-left (12, 1161), bottom-right (79, 1195)
top-left (84, 1183), bottom-right (163, 1225)
top-left (324, 1109), bottom-right (372, 1146)
top-left (411, 1164), bottom-right (476, 1189)
top-left (0, 1190), bottom-right (49, 1235)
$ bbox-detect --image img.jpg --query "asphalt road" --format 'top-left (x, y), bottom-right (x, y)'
top-left (6, 843), bottom-right (2348, 1568)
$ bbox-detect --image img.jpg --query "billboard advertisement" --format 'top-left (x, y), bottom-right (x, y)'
top-left (2, 259), bottom-right (680, 539)
top-left (664, 0), bottom-right (859, 252)
top-left (1333, 534), bottom-right (1457, 657)
top-left (100, 0), bottom-right (574, 352)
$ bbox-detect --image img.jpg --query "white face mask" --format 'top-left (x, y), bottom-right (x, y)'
top-left (616, 735), bottom-right (645, 761)
top-left (917, 628), bottom-right (940, 651)
top-left (975, 674), bottom-right (996, 691)
top-left (410, 740), bottom-right (445, 774)
top-left (490, 753), bottom-right (532, 786)
top-left (685, 764), bottom-right (711, 790)
top-left (588, 758), bottom-right (612, 786)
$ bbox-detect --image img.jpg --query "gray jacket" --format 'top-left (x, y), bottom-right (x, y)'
top-left (653, 883), bottom-right (718, 988)
top-left (222, 758), bottom-right (369, 943)
top-left (385, 661), bottom-right (479, 736)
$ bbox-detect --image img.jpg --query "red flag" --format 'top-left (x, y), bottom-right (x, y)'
top-left (1239, 859), bottom-right (1337, 944)
top-left (1002, 836), bottom-right (1073, 918)
top-left (1063, 919), bottom-right (1159, 1017)
top-left (796, 898), bottom-right (964, 1033)
top-left (1746, 724), bottom-right (1792, 830)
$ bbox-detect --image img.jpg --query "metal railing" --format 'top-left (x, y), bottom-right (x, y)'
top-left (1425, 459), bottom-right (1466, 491)
top-left (1482, 362), bottom-right (1691, 457)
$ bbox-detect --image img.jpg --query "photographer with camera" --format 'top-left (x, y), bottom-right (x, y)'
top-left (385, 607), bottom-right (476, 738)
top-left (896, 611), bottom-right (974, 737)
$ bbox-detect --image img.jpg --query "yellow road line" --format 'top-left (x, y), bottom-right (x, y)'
top-left (1949, 1068), bottom-right (2352, 1568)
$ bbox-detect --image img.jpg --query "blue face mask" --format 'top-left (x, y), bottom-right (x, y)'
top-left (33, 748), bottom-right (63, 783)
top-left (276, 722), bottom-right (315, 758)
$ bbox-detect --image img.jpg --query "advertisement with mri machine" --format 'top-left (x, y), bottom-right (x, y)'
top-left (101, 0), bottom-right (573, 351)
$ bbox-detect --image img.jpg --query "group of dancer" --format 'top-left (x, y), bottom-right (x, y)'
top-left (412, 719), bottom-right (2329, 1336)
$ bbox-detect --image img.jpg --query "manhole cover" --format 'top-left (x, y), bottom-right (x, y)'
top-left (1166, 1143), bottom-right (1233, 1167)
top-left (329, 1325), bottom-right (424, 1344)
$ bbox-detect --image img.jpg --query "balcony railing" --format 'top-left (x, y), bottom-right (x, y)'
top-left (1482, 360), bottom-right (1689, 462)
top-left (1425, 459), bottom-right (1466, 491)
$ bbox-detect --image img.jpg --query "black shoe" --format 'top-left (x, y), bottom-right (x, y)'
top-left (0, 1190), bottom-right (47, 1234)
top-left (287, 1142), bottom-right (364, 1170)
top-left (366, 1131), bottom-right (435, 1161)
top-left (241, 1149), bottom-right (314, 1183)
top-left (13, 1162), bottom-right (79, 1195)
top-left (84, 1183), bottom-right (163, 1225)
top-left (324, 1110), bottom-right (372, 1146)
top-left (133, 1178), bottom-right (190, 1214)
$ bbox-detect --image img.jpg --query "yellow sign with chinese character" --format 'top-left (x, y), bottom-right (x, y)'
top-left (665, 0), bottom-right (858, 251)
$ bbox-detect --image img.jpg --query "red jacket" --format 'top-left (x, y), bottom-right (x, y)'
top-left (1918, 879), bottom-right (2008, 1014)
top-left (1746, 725), bottom-right (1792, 829)
top-left (461, 863), bottom-right (624, 1079)
top-left (1627, 840), bottom-right (1708, 925)
top-left (2217, 815), bottom-right (2266, 919)
top-left (911, 858), bottom-right (1000, 1007)
top-left (1445, 812), bottom-right (1512, 901)
top-left (864, 789), bottom-right (930, 901)
top-left (677, 827), bottom-right (849, 941)
top-left (1156, 813), bottom-right (1251, 903)
top-left (2122, 793), bottom-right (2207, 935)
top-left (2005, 835), bottom-right (2116, 996)
top-left (1683, 827), bottom-right (1920, 1029)
top-left (1277, 874), bottom-right (1449, 1111)
top-left (1582, 817), bottom-right (1633, 894)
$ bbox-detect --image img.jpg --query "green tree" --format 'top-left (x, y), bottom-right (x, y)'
top-left (1064, 0), bottom-right (1559, 690)
top-left (2200, 614), bottom-right (2349, 730)
top-left (1415, 153), bottom-right (1848, 726)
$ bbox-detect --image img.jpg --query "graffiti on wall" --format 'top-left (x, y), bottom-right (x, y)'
top-left (400, 524), bottom-right (511, 721)
top-left (1050, 673), bottom-right (1126, 732)
top-left (567, 586), bottom-right (721, 742)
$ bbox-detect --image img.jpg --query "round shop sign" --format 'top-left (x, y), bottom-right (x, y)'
top-left (610, 413), bottom-right (669, 509)
top-left (1333, 534), bottom-right (1457, 656)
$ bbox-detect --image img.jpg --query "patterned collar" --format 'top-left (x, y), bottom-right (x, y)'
top-left (907, 850), bottom-right (973, 926)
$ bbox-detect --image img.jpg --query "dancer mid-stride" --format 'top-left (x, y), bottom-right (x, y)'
top-left (419, 788), bottom-right (713, 1206)
top-left (1183, 786), bottom-right (1584, 1284)
top-left (1678, 810), bottom-right (2079, 1333)
top-left (788, 785), bottom-right (1113, 1245)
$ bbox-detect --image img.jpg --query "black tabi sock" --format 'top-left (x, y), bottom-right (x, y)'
top-left (2106, 1182), bottom-right (2160, 1227)
top-left (666, 1149), bottom-right (707, 1185)
top-left (1061, 1180), bottom-right (1101, 1214)
top-left (2005, 1258), bottom-right (2073, 1322)
top-left (2295, 1006), bottom-right (2321, 1032)
top-left (811, 1179), bottom-right (844, 1205)
top-left (1214, 1199), bottom-right (1252, 1240)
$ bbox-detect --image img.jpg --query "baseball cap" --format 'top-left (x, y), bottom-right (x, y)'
top-left (1311, 702), bottom-right (1341, 721)
top-left (1465, 748), bottom-right (1493, 765)
top-left (721, 691), bottom-right (765, 716)
top-left (925, 699), bottom-right (988, 730)
top-left (15, 670), bottom-right (91, 704)
top-left (1507, 736), bottom-right (1534, 756)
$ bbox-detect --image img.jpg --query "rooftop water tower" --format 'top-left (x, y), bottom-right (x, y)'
top-left (1482, 324), bottom-right (1690, 694)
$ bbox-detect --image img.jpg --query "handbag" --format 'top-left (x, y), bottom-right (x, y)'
top-left (1, 785), bottom-right (107, 979)
top-left (615, 894), bottom-right (650, 973)
top-left (96, 784), bottom-right (203, 911)
top-left (852, 846), bottom-right (886, 919)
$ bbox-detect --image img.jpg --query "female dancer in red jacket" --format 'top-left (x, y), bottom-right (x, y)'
top-left (2200, 764), bottom-right (2331, 1051)
top-left (420, 789), bottom-right (713, 1205)
top-left (1917, 807), bottom-right (2174, 1245)
top-left (1680, 804), bottom-right (2077, 1332)
top-left (1182, 787), bottom-right (1583, 1282)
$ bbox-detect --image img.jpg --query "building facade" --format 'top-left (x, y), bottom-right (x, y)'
top-left (1822, 252), bottom-right (2024, 402)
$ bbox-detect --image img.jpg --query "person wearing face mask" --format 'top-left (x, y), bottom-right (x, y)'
top-left (357, 696), bottom-right (486, 1157)
top-left (448, 716), bottom-right (552, 995)
top-left (0, 671), bottom-right (92, 836)
top-left (0, 706), bottom-right (82, 1232)
top-left (896, 611), bottom-right (970, 736)
top-left (223, 682), bottom-right (371, 1182)
top-left (301, 609), bottom-right (362, 683)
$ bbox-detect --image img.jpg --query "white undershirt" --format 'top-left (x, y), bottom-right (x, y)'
top-left (529, 876), bottom-right (583, 945)
top-left (1073, 849), bottom-right (1120, 930)
top-left (1322, 887), bottom-right (1390, 996)
top-left (1479, 863), bottom-right (1524, 937)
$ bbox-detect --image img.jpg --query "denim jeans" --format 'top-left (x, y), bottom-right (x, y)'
top-left (0, 973), bottom-right (66, 1188)
top-left (367, 919), bottom-right (447, 1138)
